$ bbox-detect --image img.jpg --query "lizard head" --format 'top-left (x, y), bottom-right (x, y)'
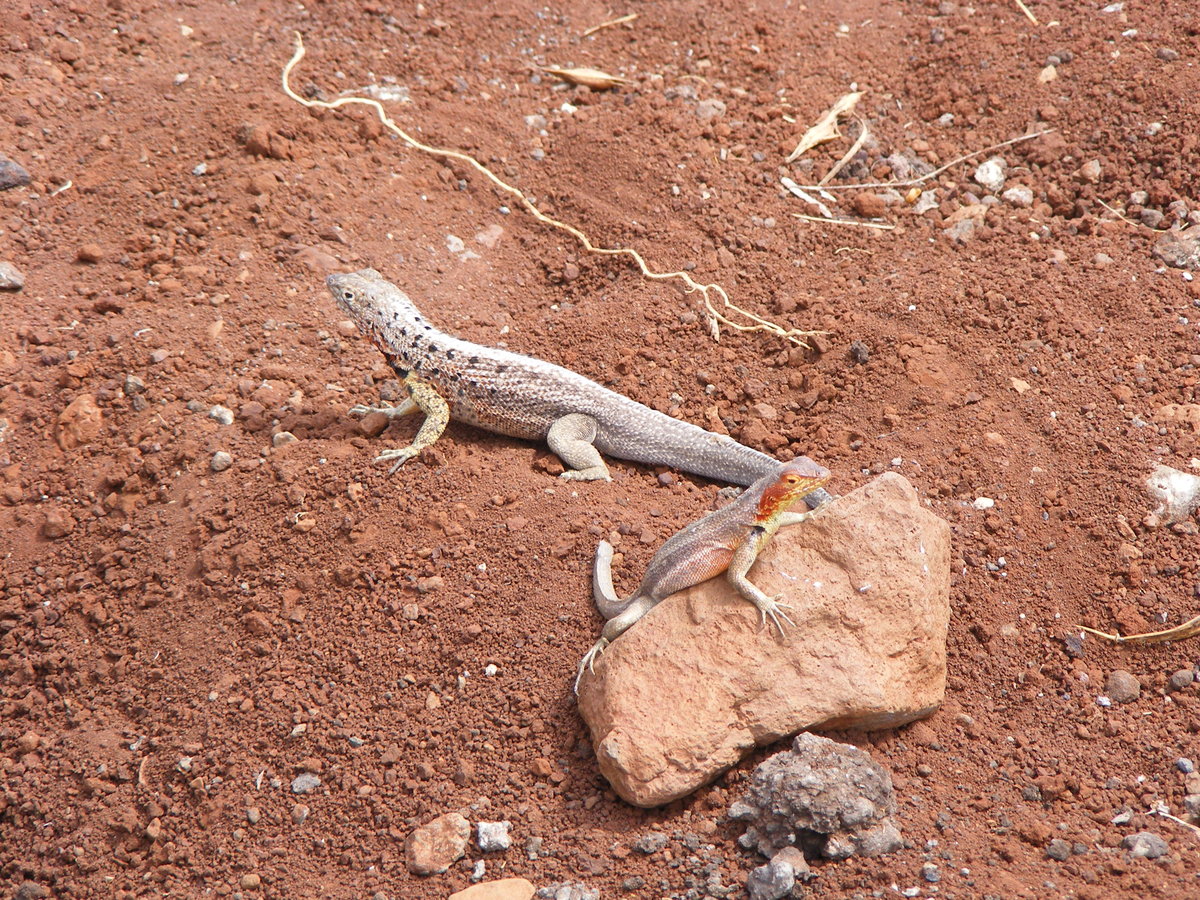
top-left (326, 269), bottom-right (421, 340)
top-left (756, 457), bottom-right (831, 521)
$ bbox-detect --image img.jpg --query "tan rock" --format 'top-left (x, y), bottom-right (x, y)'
top-left (404, 811), bottom-right (470, 875)
top-left (577, 473), bottom-right (950, 807)
top-left (449, 878), bottom-right (536, 900)
top-left (1155, 403), bottom-right (1200, 433)
top-left (55, 394), bottom-right (102, 449)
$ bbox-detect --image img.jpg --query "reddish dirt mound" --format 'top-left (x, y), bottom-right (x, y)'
top-left (3, 0), bottom-right (1200, 897)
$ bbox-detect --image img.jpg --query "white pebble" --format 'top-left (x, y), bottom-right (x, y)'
top-left (476, 820), bottom-right (512, 852)
top-left (974, 157), bottom-right (1007, 192)
top-left (209, 404), bottom-right (234, 425)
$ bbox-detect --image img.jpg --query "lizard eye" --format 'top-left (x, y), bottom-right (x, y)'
top-left (342, 290), bottom-right (354, 301)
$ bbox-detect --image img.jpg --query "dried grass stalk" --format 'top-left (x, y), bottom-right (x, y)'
top-left (281, 33), bottom-right (816, 346)
top-left (539, 66), bottom-right (630, 89)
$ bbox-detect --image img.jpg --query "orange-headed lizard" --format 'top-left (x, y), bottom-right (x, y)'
top-left (576, 457), bottom-right (832, 691)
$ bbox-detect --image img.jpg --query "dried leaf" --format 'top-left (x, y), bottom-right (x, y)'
top-left (785, 91), bottom-right (864, 163)
top-left (539, 66), bottom-right (630, 89)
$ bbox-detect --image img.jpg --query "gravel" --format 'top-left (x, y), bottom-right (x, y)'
top-left (633, 832), bottom-right (669, 854)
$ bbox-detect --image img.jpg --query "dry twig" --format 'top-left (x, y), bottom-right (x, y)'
top-left (1014, 0), bottom-right (1039, 26)
top-left (819, 117), bottom-right (869, 186)
top-left (583, 13), bottom-right (638, 37)
top-left (792, 213), bottom-right (894, 230)
top-left (282, 33), bottom-right (813, 345)
top-left (786, 128), bottom-right (1055, 192)
top-left (538, 65), bottom-right (630, 89)
top-left (1097, 198), bottom-right (1171, 233)
top-left (1078, 615), bottom-right (1200, 644)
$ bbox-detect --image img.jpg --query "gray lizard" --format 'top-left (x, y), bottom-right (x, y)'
top-left (326, 268), bottom-right (831, 506)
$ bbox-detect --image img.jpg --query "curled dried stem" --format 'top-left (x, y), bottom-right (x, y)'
top-left (282, 33), bottom-right (815, 346)
top-left (1077, 615), bottom-right (1200, 644)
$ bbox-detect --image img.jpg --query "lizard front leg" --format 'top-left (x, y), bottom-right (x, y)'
top-left (370, 375), bottom-right (450, 474)
top-left (547, 413), bottom-right (612, 482)
top-left (727, 531), bottom-right (796, 636)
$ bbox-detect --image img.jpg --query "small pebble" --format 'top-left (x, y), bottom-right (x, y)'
top-left (1177, 758), bottom-right (1195, 774)
top-left (526, 836), bottom-right (544, 860)
top-left (746, 858), bottom-right (794, 900)
top-left (290, 772), bottom-right (321, 794)
top-left (272, 431), bottom-right (298, 448)
top-left (211, 451), bottom-right (233, 473)
top-left (240, 873), bottom-right (261, 890)
top-left (291, 803), bottom-right (310, 824)
top-left (921, 862), bottom-right (941, 883)
top-left (1168, 669), bottom-right (1195, 692)
top-left (1156, 48), bottom-right (1179, 61)
top-left (1001, 186), bottom-right (1033, 208)
top-left (1140, 209), bottom-right (1165, 229)
top-left (1121, 831), bottom-right (1168, 859)
top-left (0, 154), bottom-right (32, 190)
top-left (123, 375), bottom-right (145, 395)
top-left (209, 404), bottom-right (234, 425)
top-left (1077, 159), bottom-right (1102, 184)
top-left (973, 157), bottom-right (1006, 192)
top-left (477, 820), bottom-right (512, 852)
top-left (1046, 838), bottom-right (1071, 861)
top-left (246, 807), bottom-right (260, 824)
top-left (1105, 669), bottom-right (1140, 703)
top-left (77, 243), bottom-right (104, 263)
top-left (0, 261), bottom-right (25, 290)
top-left (633, 832), bottom-right (668, 854)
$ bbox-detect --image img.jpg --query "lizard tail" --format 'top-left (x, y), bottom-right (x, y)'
top-left (592, 540), bottom-right (627, 620)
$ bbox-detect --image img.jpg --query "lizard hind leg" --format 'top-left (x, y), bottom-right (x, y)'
top-left (574, 637), bottom-right (609, 694)
top-left (547, 413), bottom-right (612, 482)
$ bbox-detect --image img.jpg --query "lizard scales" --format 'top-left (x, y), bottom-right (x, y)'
top-left (329, 268), bottom-right (810, 488)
